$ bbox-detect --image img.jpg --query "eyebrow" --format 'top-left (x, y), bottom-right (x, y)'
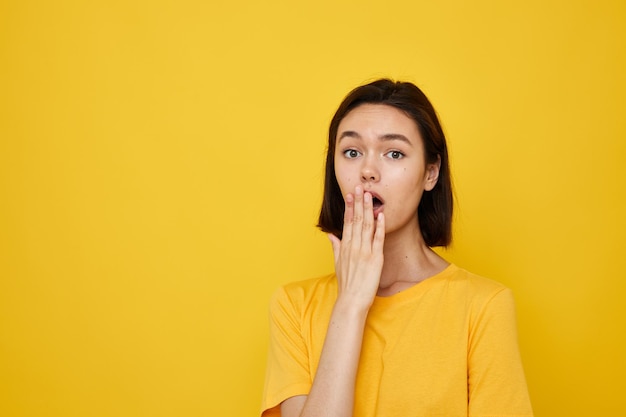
top-left (338, 131), bottom-right (413, 146)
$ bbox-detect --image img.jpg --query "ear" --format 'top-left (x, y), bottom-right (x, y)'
top-left (424, 155), bottom-right (441, 192)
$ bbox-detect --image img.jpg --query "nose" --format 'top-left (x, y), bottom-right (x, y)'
top-left (360, 156), bottom-right (380, 183)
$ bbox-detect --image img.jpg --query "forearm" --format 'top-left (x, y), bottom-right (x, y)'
top-left (299, 298), bottom-right (368, 417)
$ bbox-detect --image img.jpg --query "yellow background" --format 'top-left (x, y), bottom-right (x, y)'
top-left (1, 0), bottom-right (625, 416)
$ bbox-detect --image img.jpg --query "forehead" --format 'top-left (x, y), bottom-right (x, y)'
top-left (337, 104), bottom-right (421, 142)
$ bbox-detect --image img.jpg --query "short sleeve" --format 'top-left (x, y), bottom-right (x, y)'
top-left (261, 286), bottom-right (312, 417)
top-left (468, 288), bottom-right (534, 417)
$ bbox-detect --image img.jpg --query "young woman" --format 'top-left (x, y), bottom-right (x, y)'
top-left (261, 79), bottom-right (533, 417)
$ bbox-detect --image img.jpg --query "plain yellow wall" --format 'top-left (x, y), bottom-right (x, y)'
top-left (1, 0), bottom-right (625, 416)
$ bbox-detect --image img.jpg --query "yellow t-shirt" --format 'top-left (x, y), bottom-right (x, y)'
top-left (261, 264), bottom-right (533, 417)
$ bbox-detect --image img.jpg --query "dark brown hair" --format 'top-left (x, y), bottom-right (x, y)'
top-left (317, 79), bottom-right (453, 247)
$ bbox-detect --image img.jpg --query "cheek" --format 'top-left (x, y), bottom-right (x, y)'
top-left (390, 175), bottom-right (424, 200)
top-left (334, 164), bottom-right (353, 194)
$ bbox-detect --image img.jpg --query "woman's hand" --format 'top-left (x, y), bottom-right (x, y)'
top-left (328, 186), bottom-right (385, 312)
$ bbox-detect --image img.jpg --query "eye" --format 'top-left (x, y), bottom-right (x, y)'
top-left (386, 150), bottom-right (405, 160)
top-left (343, 149), bottom-right (361, 159)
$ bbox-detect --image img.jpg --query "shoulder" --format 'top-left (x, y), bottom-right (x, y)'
top-left (445, 264), bottom-right (510, 298)
top-left (269, 273), bottom-right (337, 315)
top-left (444, 266), bottom-right (521, 334)
top-left (441, 265), bottom-right (516, 317)
top-left (271, 273), bottom-right (336, 302)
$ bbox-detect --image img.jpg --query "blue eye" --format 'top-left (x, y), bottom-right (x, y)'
top-left (386, 150), bottom-right (404, 160)
top-left (343, 149), bottom-right (361, 159)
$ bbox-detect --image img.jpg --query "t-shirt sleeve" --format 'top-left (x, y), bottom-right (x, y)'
top-left (468, 288), bottom-right (534, 417)
top-left (261, 286), bottom-right (312, 417)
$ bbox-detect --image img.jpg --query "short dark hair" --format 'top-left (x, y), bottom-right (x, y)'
top-left (317, 79), bottom-right (453, 247)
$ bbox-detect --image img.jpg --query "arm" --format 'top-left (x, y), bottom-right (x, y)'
top-left (282, 187), bottom-right (385, 417)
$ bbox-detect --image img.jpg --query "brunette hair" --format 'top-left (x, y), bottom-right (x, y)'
top-left (317, 79), bottom-right (453, 247)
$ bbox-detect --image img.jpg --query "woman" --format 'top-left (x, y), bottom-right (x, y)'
top-left (261, 79), bottom-right (533, 417)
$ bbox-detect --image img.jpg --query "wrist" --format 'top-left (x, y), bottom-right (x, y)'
top-left (333, 295), bottom-right (372, 319)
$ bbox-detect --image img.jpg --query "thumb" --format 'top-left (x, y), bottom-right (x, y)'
top-left (327, 233), bottom-right (341, 263)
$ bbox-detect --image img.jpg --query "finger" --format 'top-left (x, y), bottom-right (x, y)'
top-left (362, 191), bottom-right (375, 241)
top-left (327, 233), bottom-right (341, 263)
top-left (351, 186), bottom-right (364, 248)
top-left (372, 212), bottom-right (385, 255)
top-left (342, 193), bottom-right (354, 243)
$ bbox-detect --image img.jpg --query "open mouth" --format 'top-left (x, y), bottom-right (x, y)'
top-left (370, 193), bottom-right (384, 217)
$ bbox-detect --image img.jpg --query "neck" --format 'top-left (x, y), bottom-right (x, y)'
top-left (377, 225), bottom-right (449, 296)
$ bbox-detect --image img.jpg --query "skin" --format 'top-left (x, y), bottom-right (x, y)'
top-left (280, 104), bottom-right (449, 417)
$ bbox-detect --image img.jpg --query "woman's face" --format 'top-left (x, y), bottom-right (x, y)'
top-left (334, 104), bottom-right (440, 236)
